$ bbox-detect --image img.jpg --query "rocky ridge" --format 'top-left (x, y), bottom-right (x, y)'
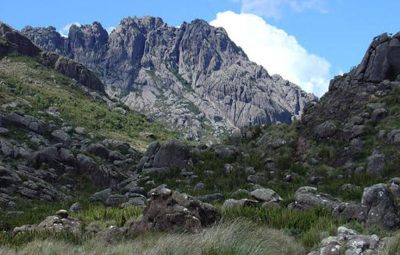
top-left (0, 22), bottom-right (105, 93)
top-left (23, 17), bottom-right (316, 140)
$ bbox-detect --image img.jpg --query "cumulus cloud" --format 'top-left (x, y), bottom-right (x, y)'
top-left (238, 0), bottom-right (327, 19)
top-left (210, 11), bottom-right (330, 96)
top-left (59, 22), bottom-right (81, 37)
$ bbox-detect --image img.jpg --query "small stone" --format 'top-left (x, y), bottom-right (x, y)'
top-left (69, 202), bottom-right (81, 212)
top-left (193, 182), bottom-right (205, 192)
top-left (371, 108), bottom-right (388, 122)
top-left (56, 209), bottom-right (69, 219)
top-left (74, 127), bottom-right (86, 134)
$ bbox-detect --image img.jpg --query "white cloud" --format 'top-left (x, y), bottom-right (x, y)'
top-left (106, 26), bottom-right (116, 34)
top-left (210, 11), bottom-right (330, 96)
top-left (238, 0), bottom-right (327, 19)
top-left (59, 22), bottom-right (81, 37)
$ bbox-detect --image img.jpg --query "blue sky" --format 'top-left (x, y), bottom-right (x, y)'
top-left (1, 0), bottom-right (399, 96)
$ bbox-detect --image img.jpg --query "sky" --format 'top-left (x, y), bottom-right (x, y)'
top-left (1, 0), bottom-right (399, 96)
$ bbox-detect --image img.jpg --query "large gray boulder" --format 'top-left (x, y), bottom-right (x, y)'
top-left (130, 186), bottom-right (219, 233)
top-left (361, 183), bottom-right (400, 229)
top-left (250, 188), bottom-right (282, 203)
top-left (151, 140), bottom-right (191, 169)
top-left (290, 186), bottom-right (341, 211)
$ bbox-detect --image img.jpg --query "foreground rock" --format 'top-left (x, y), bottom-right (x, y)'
top-left (289, 186), bottom-right (341, 211)
top-left (308, 226), bottom-right (386, 255)
top-left (130, 186), bottom-right (219, 233)
top-left (290, 184), bottom-right (400, 230)
top-left (361, 183), bottom-right (400, 229)
top-left (13, 210), bottom-right (81, 234)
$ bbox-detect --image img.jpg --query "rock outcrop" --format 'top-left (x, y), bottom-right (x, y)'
top-left (0, 109), bottom-right (141, 207)
top-left (299, 32), bottom-right (400, 167)
top-left (308, 226), bottom-right (386, 255)
top-left (13, 210), bottom-right (81, 234)
top-left (361, 183), bottom-right (400, 229)
top-left (23, 17), bottom-right (316, 139)
top-left (130, 186), bottom-right (219, 233)
top-left (290, 184), bottom-right (400, 230)
top-left (0, 22), bottom-right (105, 93)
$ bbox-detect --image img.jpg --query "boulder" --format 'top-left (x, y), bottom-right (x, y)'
top-left (371, 108), bottom-right (388, 122)
top-left (193, 182), bottom-right (205, 192)
top-left (86, 143), bottom-right (110, 159)
top-left (361, 183), bottom-right (400, 229)
top-left (4, 112), bottom-right (46, 134)
top-left (290, 186), bottom-right (341, 211)
top-left (366, 152), bottom-right (385, 177)
top-left (29, 146), bottom-right (60, 168)
top-left (69, 202), bottom-right (81, 212)
top-left (221, 198), bottom-right (259, 211)
top-left (213, 145), bottom-right (239, 159)
top-left (387, 129), bottom-right (400, 144)
top-left (59, 148), bottom-right (75, 165)
top-left (121, 196), bottom-right (147, 208)
top-left (308, 226), bottom-right (385, 255)
top-left (77, 154), bottom-right (97, 170)
top-left (314, 120), bottom-right (337, 139)
top-left (96, 226), bottom-right (128, 244)
top-left (247, 174), bottom-right (266, 184)
top-left (51, 129), bottom-right (71, 144)
top-left (152, 140), bottom-right (191, 169)
top-left (105, 194), bottom-right (128, 207)
top-left (130, 186), bottom-right (219, 233)
top-left (90, 188), bottom-right (112, 203)
top-left (13, 213), bottom-right (81, 235)
top-left (56, 209), bottom-right (69, 219)
top-left (250, 188), bottom-right (282, 203)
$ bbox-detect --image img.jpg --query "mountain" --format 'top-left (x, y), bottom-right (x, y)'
top-left (299, 32), bottom-right (400, 166)
top-left (0, 22), bottom-right (176, 211)
top-left (1, 20), bottom-right (400, 254)
top-left (22, 17), bottom-right (316, 140)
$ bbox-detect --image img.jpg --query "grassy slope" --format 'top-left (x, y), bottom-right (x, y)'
top-left (0, 55), bottom-right (178, 150)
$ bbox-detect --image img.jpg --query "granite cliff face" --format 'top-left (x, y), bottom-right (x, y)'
top-left (23, 17), bottom-right (316, 140)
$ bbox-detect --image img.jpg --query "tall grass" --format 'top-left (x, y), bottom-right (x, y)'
top-left (0, 220), bottom-right (305, 255)
top-left (222, 206), bottom-right (341, 249)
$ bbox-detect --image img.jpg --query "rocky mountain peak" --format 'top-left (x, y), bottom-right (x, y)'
top-left (22, 17), bottom-right (316, 141)
top-left (353, 32), bottom-right (400, 83)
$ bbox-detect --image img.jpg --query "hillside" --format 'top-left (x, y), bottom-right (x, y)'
top-left (22, 17), bottom-right (316, 141)
top-left (1, 22), bottom-right (400, 255)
